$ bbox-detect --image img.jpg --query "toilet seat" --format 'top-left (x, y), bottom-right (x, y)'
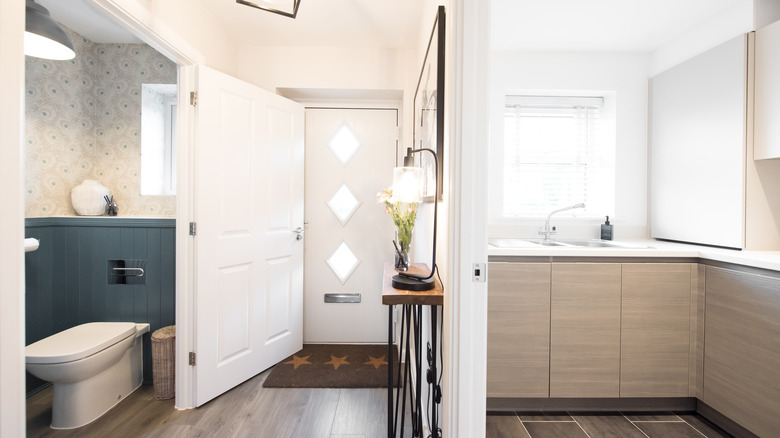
top-left (26, 322), bottom-right (137, 365)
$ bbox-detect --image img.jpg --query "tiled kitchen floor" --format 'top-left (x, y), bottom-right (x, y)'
top-left (487, 411), bottom-right (733, 438)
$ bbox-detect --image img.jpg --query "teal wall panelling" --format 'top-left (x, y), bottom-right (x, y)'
top-left (24, 217), bottom-right (176, 397)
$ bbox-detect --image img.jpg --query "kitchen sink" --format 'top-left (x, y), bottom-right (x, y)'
top-left (560, 239), bottom-right (623, 247)
top-left (488, 238), bottom-right (653, 249)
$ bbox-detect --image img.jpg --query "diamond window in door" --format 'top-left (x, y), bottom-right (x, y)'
top-left (326, 242), bottom-right (360, 284)
top-left (327, 184), bottom-right (361, 225)
top-left (328, 124), bottom-right (361, 166)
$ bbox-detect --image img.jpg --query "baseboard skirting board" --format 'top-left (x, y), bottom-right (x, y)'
top-left (696, 400), bottom-right (759, 438)
top-left (487, 397), bottom-right (697, 412)
top-left (487, 397), bottom-right (759, 438)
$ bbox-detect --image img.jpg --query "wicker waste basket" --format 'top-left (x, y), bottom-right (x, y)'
top-left (151, 325), bottom-right (176, 400)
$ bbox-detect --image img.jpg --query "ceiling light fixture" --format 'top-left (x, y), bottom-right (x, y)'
top-left (236, 0), bottom-right (300, 18)
top-left (25, 0), bottom-right (75, 60)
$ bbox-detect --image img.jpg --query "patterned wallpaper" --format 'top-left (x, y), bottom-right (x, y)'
top-left (25, 25), bottom-right (177, 217)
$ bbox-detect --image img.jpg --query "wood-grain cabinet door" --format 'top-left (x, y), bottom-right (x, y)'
top-left (550, 263), bottom-right (621, 398)
top-left (703, 266), bottom-right (780, 437)
top-left (487, 262), bottom-right (551, 398)
top-left (621, 263), bottom-right (693, 397)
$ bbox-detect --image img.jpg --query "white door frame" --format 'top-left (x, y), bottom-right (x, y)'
top-left (84, 0), bottom-right (204, 409)
top-left (443, 0), bottom-right (490, 436)
top-left (0, 1), bottom-right (27, 436)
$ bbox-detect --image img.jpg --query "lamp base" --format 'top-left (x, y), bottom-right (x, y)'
top-left (391, 274), bottom-right (435, 291)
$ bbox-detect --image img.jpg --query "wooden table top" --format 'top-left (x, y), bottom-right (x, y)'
top-left (382, 262), bottom-right (443, 306)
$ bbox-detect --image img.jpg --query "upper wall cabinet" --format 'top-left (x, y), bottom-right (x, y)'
top-left (754, 19), bottom-right (780, 159)
top-left (650, 35), bottom-right (747, 249)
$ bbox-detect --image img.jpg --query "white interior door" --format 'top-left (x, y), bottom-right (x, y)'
top-left (304, 108), bottom-right (397, 343)
top-left (194, 65), bottom-right (304, 406)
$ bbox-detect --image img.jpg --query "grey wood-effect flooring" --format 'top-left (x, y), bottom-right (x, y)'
top-left (487, 411), bottom-right (734, 438)
top-left (27, 369), bottom-right (412, 438)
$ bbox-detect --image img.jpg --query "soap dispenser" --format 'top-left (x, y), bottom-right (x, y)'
top-left (601, 216), bottom-right (613, 240)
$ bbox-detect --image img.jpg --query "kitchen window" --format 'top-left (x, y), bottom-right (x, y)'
top-left (499, 94), bottom-right (615, 219)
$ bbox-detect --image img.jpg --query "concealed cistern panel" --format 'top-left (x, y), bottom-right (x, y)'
top-left (107, 259), bottom-right (147, 285)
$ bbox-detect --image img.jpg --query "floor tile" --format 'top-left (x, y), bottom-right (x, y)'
top-left (523, 421), bottom-right (589, 438)
top-left (486, 415), bottom-right (531, 438)
top-left (676, 413), bottom-right (733, 438)
top-left (623, 412), bottom-right (683, 422)
top-left (634, 421), bottom-right (708, 438)
top-left (517, 411), bottom-right (573, 421)
top-left (571, 413), bottom-right (647, 438)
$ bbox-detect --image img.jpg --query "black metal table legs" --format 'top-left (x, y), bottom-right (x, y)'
top-left (387, 304), bottom-right (441, 438)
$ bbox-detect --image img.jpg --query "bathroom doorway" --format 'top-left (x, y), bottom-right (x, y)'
top-left (23, 1), bottom-right (179, 401)
top-left (24, 0), bottom-right (308, 421)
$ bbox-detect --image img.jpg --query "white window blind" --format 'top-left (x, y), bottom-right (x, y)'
top-left (503, 95), bottom-right (604, 217)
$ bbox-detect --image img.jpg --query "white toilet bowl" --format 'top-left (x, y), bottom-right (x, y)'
top-left (26, 322), bottom-right (150, 429)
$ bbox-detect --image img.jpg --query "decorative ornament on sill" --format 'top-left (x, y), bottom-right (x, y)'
top-left (71, 180), bottom-right (110, 216)
top-left (378, 187), bottom-right (419, 272)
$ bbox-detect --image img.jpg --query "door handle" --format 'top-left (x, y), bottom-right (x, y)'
top-left (293, 227), bottom-right (304, 240)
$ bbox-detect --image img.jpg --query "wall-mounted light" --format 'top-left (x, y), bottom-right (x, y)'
top-left (236, 0), bottom-right (300, 18)
top-left (25, 1), bottom-right (75, 60)
top-left (391, 147), bottom-right (439, 291)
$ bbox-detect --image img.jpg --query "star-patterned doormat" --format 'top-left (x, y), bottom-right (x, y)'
top-left (262, 344), bottom-right (399, 388)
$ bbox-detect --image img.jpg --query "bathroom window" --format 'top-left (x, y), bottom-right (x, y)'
top-left (500, 94), bottom-right (615, 218)
top-left (141, 84), bottom-right (177, 195)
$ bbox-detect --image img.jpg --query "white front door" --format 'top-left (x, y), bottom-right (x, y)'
top-left (194, 66), bottom-right (304, 406)
top-left (304, 108), bottom-right (397, 343)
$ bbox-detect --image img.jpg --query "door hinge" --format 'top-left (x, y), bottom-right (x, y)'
top-left (190, 91), bottom-right (198, 106)
top-left (189, 352), bottom-right (196, 366)
top-left (189, 222), bottom-right (197, 236)
top-left (473, 263), bottom-right (487, 282)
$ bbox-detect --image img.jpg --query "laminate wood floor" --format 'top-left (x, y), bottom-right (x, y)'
top-left (487, 411), bottom-right (733, 438)
top-left (27, 368), bottom-right (412, 438)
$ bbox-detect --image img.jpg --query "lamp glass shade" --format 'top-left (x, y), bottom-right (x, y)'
top-left (392, 166), bottom-right (423, 203)
top-left (25, 1), bottom-right (75, 60)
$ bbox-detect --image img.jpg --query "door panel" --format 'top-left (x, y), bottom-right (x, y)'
top-left (195, 65), bottom-right (304, 406)
top-left (304, 108), bottom-right (397, 343)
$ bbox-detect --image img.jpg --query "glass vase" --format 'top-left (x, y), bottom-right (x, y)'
top-left (395, 232), bottom-right (411, 272)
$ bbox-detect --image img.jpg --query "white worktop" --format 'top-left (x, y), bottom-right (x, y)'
top-left (488, 239), bottom-right (780, 272)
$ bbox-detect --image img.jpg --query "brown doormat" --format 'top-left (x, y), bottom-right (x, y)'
top-left (263, 344), bottom-right (399, 388)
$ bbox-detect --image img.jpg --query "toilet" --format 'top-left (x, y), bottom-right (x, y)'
top-left (26, 322), bottom-right (150, 429)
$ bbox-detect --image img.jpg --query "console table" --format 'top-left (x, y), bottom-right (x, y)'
top-left (382, 263), bottom-right (443, 438)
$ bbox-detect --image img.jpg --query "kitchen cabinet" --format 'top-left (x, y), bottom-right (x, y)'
top-left (651, 31), bottom-right (780, 250)
top-left (650, 34), bottom-right (747, 249)
top-left (620, 264), bottom-right (693, 397)
top-left (754, 19), bottom-right (780, 159)
top-left (703, 266), bottom-right (780, 437)
top-left (487, 262), bottom-right (550, 398)
top-left (487, 261), bottom-right (698, 400)
top-left (550, 263), bottom-right (621, 397)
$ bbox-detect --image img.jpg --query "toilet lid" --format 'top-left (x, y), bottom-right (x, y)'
top-left (26, 322), bottom-right (137, 364)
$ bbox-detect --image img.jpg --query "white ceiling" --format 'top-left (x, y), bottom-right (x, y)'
top-left (38, 0), bottom-right (750, 52)
top-left (38, 0), bottom-right (142, 44)
top-left (199, 0), bottom-right (425, 49)
top-left (490, 0), bottom-right (750, 52)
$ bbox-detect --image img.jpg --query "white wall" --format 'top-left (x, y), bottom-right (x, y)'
top-left (237, 44), bottom-right (417, 162)
top-left (237, 46), bottom-right (415, 93)
top-left (489, 51), bottom-right (650, 240)
top-left (121, 0), bottom-right (240, 74)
